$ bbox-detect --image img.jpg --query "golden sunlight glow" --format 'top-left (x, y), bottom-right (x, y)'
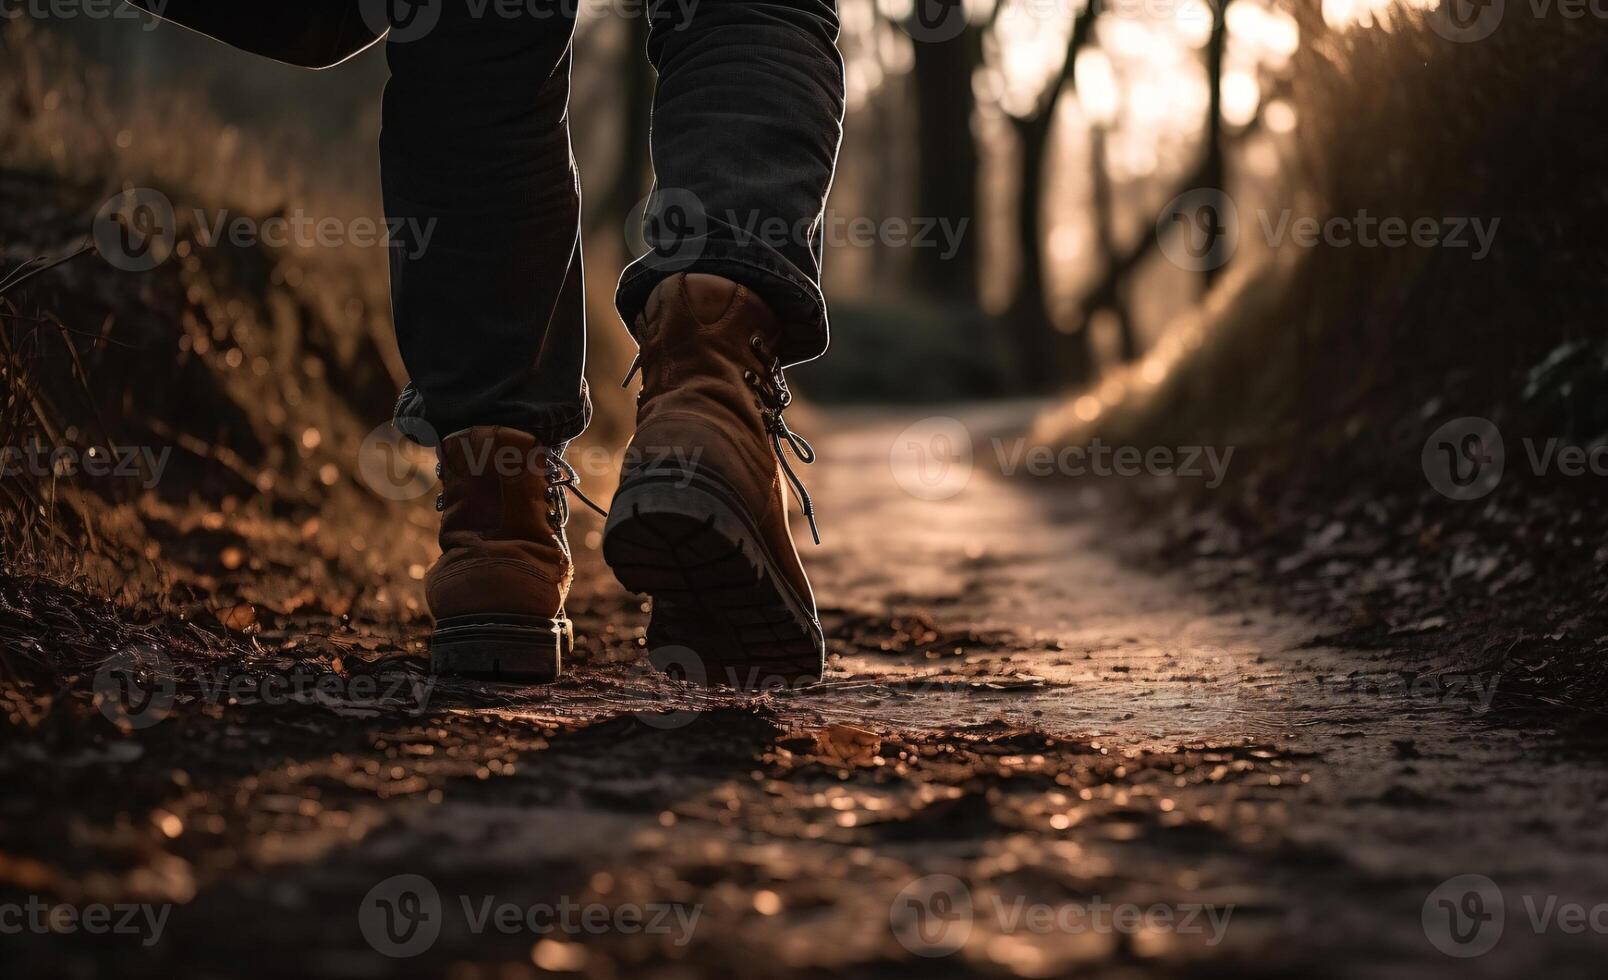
top-left (1263, 98), bottom-right (1297, 134)
top-left (1048, 225), bottom-right (1083, 265)
top-left (995, 0), bottom-right (1075, 117)
top-left (1075, 48), bottom-right (1120, 126)
top-left (1171, 0), bottom-right (1218, 48)
top-left (1321, 0), bottom-right (1405, 29)
top-left (1227, 3), bottom-right (1301, 67)
top-left (1221, 70), bottom-right (1261, 127)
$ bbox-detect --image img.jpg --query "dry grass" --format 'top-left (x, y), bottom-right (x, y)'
top-left (0, 22), bottom-right (424, 608)
top-left (1038, 3), bottom-right (1606, 457)
top-left (1, 22), bottom-right (637, 609)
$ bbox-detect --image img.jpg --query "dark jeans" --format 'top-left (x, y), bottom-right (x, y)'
top-left (381, 0), bottom-right (845, 445)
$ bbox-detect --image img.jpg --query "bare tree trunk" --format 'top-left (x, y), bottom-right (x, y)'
top-left (1200, 0), bottom-right (1229, 292)
top-left (1069, 0), bottom-right (1242, 327)
top-left (1007, 113), bottom-right (1091, 389)
top-left (1088, 124), bottom-right (1138, 361)
top-left (909, 26), bottom-right (983, 306)
top-left (1001, 0), bottom-right (1103, 390)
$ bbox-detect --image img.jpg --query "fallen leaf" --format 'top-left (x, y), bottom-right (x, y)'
top-left (217, 603), bottom-right (257, 632)
top-left (814, 723), bottom-right (880, 765)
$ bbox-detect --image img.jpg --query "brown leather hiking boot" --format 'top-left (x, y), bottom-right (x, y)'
top-left (602, 273), bottom-right (825, 688)
top-left (427, 426), bottom-right (602, 681)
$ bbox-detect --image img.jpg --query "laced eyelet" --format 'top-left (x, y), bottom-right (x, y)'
top-left (434, 494), bottom-right (445, 512)
top-left (743, 359), bottom-right (820, 545)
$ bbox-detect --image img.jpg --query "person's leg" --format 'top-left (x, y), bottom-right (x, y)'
top-left (604, 0), bottom-right (846, 687)
top-left (382, 2), bottom-right (589, 446)
top-left (615, 0), bottom-right (846, 367)
top-left (381, 2), bottom-right (591, 681)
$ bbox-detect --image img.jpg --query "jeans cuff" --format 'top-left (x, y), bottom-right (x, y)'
top-left (614, 237), bottom-right (828, 366)
top-left (393, 381), bottom-right (592, 448)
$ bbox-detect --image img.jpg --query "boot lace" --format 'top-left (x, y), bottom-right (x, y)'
top-left (542, 452), bottom-right (608, 533)
top-left (433, 451), bottom-right (607, 536)
top-left (745, 335), bottom-right (820, 545)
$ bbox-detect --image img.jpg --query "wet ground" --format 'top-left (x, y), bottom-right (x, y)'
top-left (5, 405), bottom-right (1608, 978)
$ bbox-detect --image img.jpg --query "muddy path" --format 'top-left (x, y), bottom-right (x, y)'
top-left (5, 405), bottom-right (1608, 979)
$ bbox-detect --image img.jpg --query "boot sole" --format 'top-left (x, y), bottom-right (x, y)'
top-left (429, 614), bottom-right (571, 682)
top-left (602, 469), bottom-right (825, 688)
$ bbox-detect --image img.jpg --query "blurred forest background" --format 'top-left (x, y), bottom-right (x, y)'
top-left (4, 3), bottom-right (1608, 701)
top-left (11, 8), bottom-right (1608, 976)
top-left (15, 0), bottom-right (1313, 405)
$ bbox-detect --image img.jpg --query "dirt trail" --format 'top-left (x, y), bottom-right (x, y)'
top-left (7, 405), bottom-right (1608, 979)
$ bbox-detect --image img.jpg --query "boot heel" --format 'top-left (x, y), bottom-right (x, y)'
top-left (602, 471), bottom-right (824, 688)
top-left (429, 614), bottom-right (571, 682)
